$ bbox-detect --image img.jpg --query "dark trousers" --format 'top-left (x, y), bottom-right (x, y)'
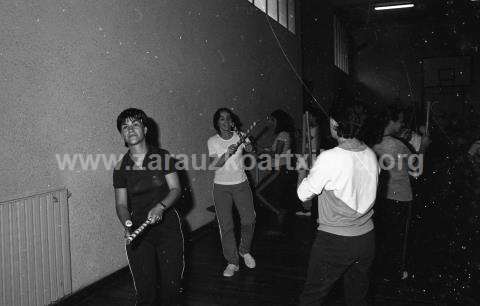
top-left (126, 209), bottom-right (184, 306)
top-left (374, 199), bottom-right (412, 277)
top-left (299, 230), bottom-right (375, 306)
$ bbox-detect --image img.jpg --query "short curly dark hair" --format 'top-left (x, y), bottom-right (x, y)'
top-left (330, 105), bottom-right (364, 139)
top-left (116, 108), bottom-right (148, 132)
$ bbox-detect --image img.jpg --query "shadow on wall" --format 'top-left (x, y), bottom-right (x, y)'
top-left (145, 117), bottom-right (194, 233)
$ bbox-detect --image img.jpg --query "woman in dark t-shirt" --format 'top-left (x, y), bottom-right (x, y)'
top-left (113, 108), bottom-right (184, 305)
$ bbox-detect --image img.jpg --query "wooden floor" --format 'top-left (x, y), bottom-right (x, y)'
top-left (58, 215), bottom-right (438, 306)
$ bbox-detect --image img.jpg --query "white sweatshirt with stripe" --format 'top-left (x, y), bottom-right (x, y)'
top-left (297, 146), bottom-right (380, 236)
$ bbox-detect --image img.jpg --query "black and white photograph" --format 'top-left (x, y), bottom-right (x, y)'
top-left (1, 0), bottom-right (479, 305)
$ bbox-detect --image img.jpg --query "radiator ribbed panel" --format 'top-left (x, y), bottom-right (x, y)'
top-left (0, 188), bottom-right (72, 306)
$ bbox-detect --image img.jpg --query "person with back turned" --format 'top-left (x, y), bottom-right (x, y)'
top-left (297, 105), bottom-right (379, 306)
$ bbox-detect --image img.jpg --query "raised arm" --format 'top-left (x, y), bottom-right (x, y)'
top-left (209, 144), bottom-right (237, 169)
top-left (297, 153), bottom-right (331, 202)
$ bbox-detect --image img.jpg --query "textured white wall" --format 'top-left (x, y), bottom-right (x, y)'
top-left (0, 0), bottom-right (301, 293)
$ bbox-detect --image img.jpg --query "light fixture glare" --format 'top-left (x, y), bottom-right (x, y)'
top-left (374, 3), bottom-right (414, 11)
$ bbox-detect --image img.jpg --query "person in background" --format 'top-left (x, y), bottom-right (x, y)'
top-left (373, 105), bottom-right (430, 280)
top-left (296, 112), bottom-right (321, 217)
top-left (256, 109), bottom-right (299, 231)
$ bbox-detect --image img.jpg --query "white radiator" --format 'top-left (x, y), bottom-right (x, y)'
top-left (0, 187), bottom-right (72, 306)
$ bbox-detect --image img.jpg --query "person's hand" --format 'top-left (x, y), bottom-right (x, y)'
top-left (227, 144), bottom-right (237, 156)
top-left (400, 129), bottom-right (413, 141)
top-left (124, 228), bottom-right (132, 239)
top-left (147, 205), bottom-right (165, 224)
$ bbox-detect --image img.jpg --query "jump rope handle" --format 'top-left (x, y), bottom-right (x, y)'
top-left (126, 217), bottom-right (154, 245)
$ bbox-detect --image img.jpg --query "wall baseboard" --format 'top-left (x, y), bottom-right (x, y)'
top-left (51, 266), bottom-right (129, 306)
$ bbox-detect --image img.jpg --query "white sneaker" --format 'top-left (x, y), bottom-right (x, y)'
top-left (223, 264), bottom-right (239, 277)
top-left (240, 253), bottom-right (256, 269)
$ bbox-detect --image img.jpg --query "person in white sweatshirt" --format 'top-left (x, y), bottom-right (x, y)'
top-left (297, 105), bottom-right (380, 306)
